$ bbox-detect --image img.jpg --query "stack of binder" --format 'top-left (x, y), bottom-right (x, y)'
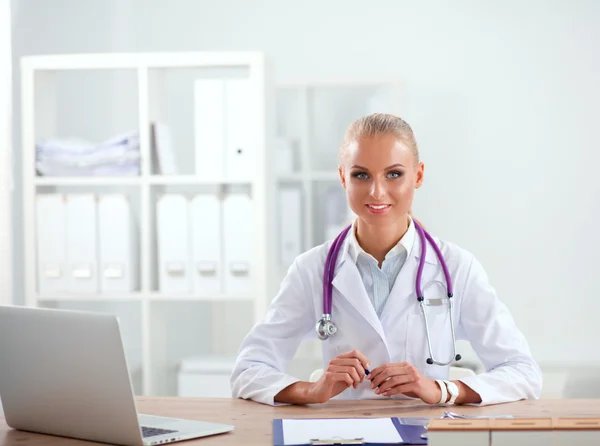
top-left (36, 193), bottom-right (135, 294)
top-left (156, 193), bottom-right (253, 295)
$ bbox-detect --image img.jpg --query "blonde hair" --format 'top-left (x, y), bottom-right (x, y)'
top-left (339, 113), bottom-right (419, 166)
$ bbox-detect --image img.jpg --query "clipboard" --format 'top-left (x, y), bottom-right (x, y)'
top-left (272, 418), bottom-right (427, 446)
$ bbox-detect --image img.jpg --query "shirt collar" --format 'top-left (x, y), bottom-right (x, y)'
top-left (347, 216), bottom-right (416, 264)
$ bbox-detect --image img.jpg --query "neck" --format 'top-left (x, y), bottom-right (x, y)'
top-left (355, 216), bottom-right (410, 265)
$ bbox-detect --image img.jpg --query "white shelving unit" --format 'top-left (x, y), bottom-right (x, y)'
top-left (21, 52), bottom-right (272, 396)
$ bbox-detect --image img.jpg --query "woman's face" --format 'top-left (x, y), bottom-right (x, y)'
top-left (339, 133), bottom-right (424, 227)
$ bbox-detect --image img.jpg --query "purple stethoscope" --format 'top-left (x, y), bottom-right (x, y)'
top-left (316, 220), bottom-right (462, 366)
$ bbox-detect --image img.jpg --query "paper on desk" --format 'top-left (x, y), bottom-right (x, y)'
top-left (282, 418), bottom-right (402, 445)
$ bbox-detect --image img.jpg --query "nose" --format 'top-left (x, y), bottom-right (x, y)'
top-left (370, 178), bottom-right (386, 200)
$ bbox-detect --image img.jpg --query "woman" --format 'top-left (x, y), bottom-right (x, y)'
top-left (231, 113), bottom-right (542, 406)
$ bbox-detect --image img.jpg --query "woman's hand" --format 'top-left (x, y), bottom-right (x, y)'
top-left (308, 349), bottom-right (371, 404)
top-left (366, 362), bottom-right (442, 404)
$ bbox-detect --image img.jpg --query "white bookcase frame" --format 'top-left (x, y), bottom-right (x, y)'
top-left (0, 0), bottom-right (13, 307)
top-left (21, 52), bottom-right (271, 396)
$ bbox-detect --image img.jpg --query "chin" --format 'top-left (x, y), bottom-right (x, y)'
top-left (361, 213), bottom-right (395, 224)
top-left (360, 211), bottom-right (406, 226)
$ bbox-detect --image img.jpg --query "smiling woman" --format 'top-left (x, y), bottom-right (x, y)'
top-left (231, 113), bottom-right (542, 409)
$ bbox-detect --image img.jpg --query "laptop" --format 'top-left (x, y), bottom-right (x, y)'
top-left (0, 305), bottom-right (234, 445)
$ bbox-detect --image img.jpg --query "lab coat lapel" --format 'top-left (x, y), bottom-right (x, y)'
top-left (381, 230), bottom-right (440, 323)
top-left (331, 253), bottom-right (387, 346)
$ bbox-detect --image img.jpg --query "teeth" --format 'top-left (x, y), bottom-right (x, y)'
top-left (370, 205), bottom-right (387, 210)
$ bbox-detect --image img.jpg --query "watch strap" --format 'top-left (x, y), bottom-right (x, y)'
top-left (435, 379), bottom-right (447, 405)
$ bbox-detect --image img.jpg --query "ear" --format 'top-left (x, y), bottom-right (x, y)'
top-left (339, 166), bottom-right (347, 189)
top-left (415, 162), bottom-right (424, 189)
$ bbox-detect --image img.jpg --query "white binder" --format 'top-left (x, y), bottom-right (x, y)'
top-left (65, 194), bottom-right (98, 293)
top-left (324, 187), bottom-right (348, 241)
top-left (194, 79), bottom-right (225, 178)
top-left (222, 193), bottom-right (253, 295)
top-left (278, 188), bottom-right (302, 268)
top-left (151, 121), bottom-right (178, 175)
top-left (190, 194), bottom-right (222, 295)
top-left (157, 194), bottom-right (190, 293)
top-left (224, 79), bottom-right (254, 180)
top-left (36, 194), bottom-right (67, 294)
top-left (97, 194), bottom-right (134, 292)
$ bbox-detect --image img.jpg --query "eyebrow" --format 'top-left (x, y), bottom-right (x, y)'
top-left (351, 163), bottom-right (405, 171)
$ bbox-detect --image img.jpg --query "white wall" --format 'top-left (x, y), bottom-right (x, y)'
top-left (11, 0), bottom-right (600, 370)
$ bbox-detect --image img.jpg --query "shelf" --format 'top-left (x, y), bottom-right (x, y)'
top-left (35, 176), bottom-right (141, 186)
top-left (146, 293), bottom-right (254, 301)
top-left (33, 176), bottom-right (256, 186)
top-left (35, 292), bottom-right (254, 302)
top-left (22, 52), bottom-right (264, 71)
top-left (22, 52), bottom-right (270, 398)
top-left (148, 176), bottom-right (252, 185)
top-left (36, 293), bottom-right (146, 302)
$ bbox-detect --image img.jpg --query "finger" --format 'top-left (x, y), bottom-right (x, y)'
top-left (370, 366), bottom-right (412, 388)
top-left (368, 362), bottom-right (409, 381)
top-left (380, 382), bottom-right (417, 397)
top-left (369, 362), bottom-right (409, 376)
top-left (330, 365), bottom-right (361, 388)
top-left (337, 349), bottom-right (370, 370)
top-left (324, 371), bottom-right (354, 388)
top-left (329, 358), bottom-right (366, 380)
top-left (374, 374), bottom-right (414, 394)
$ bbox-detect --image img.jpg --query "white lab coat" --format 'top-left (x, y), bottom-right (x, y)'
top-left (231, 231), bottom-right (542, 406)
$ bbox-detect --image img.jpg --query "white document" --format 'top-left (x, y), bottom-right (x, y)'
top-left (97, 194), bottom-right (134, 292)
top-left (224, 79), bottom-right (254, 181)
top-left (278, 188), bottom-right (302, 268)
top-left (281, 418), bottom-right (402, 445)
top-left (36, 131), bottom-right (141, 177)
top-left (157, 194), bottom-right (190, 293)
top-left (36, 194), bottom-right (67, 293)
top-left (65, 194), bottom-right (98, 293)
top-left (222, 193), bottom-right (252, 295)
top-left (324, 187), bottom-right (349, 241)
top-left (194, 79), bottom-right (225, 178)
top-left (190, 194), bottom-right (221, 294)
top-left (151, 121), bottom-right (177, 175)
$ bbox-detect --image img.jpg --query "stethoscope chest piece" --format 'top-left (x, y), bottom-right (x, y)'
top-left (316, 314), bottom-right (337, 340)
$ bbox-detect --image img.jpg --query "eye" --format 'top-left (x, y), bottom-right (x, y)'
top-left (352, 172), bottom-right (369, 180)
top-left (387, 171), bottom-right (403, 179)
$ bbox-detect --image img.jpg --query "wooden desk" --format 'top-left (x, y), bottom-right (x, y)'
top-left (2, 398), bottom-right (600, 445)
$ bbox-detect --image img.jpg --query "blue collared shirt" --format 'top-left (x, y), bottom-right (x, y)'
top-left (347, 219), bottom-right (416, 318)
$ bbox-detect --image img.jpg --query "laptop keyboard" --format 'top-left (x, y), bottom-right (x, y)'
top-left (141, 426), bottom-right (178, 438)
